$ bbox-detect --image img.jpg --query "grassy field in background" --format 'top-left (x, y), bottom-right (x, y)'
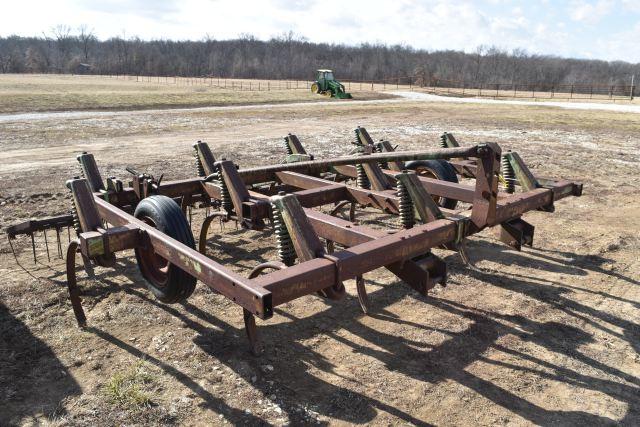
top-left (0, 74), bottom-right (390, 114)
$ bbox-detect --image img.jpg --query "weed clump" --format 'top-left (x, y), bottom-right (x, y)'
top-left (104, 361), bottom-right (155, 407)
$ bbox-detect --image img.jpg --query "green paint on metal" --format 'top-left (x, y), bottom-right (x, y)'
top-left (87, 238), bottom-right (105, 257)
top-left (312, 69), bottom-right (352, 99)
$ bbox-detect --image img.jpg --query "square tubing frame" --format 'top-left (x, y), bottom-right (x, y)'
top-left (56, 139), bottom-right (582, 353)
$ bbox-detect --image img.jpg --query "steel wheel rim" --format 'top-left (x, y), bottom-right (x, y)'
top-left (414, 166), bottom-right (444, 206)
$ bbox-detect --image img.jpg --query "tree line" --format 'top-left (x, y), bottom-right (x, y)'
top-left (0, 27), bottom-right (637, 89)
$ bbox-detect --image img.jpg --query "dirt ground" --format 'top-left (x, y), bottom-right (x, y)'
top-left (1, 94), bottom-right (639, 426)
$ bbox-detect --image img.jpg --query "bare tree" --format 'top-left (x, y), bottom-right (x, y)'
top-left (0, 30), bottom-right (637, 90)
top-left (78, 25), bottom-right (96, 62)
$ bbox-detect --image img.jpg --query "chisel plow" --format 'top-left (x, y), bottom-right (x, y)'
top-left (6, 127), bottom-right (582, 354)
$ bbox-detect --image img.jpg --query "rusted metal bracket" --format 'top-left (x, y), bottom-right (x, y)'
top-left (67, 178), bottom-right (117, 267)
top-left (354, 126), bottom-right (374, 145)
top-left (271, 193), bottom-right (346, 300)
top-left (77, 152), bottom-right (105, 192)
top-left (194, 140), bottom-right (217, 176)
top-left (502, 151), bottom-right (539, 191)
top-left (360, 150), bottom-right (392, 191)
top-left (502, 151), bottom-right (554, 212)
top-left (216, 160), bottom-right (265, 230)
top-left (283, 134), bottom-right (313, 163)
top-left (441, 132), bottom-right (460, 149)
top-left (395, 170), bottom-right (445, 223)
top-left (375, 140), bottom-right (404, 171)
top-left (285, 134), bottom-right (308, 155)
top-left (355, 126), bottom-right (404, 171)
top-left (499, 217), bottom-right (535, 251)
top-left (412, 253), bottom-right (447, 287)
top-left (78, 224), bottom-right (142, 259)
top-left (127, 168), bottom-right (162, 200)
top-left (470, 143), bottom-right (501, 230)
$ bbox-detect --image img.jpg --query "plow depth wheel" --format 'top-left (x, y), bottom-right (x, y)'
top-left (404, 159), bottom-right (459, 210)
top-left (134, 195), bottom-right (197, 303)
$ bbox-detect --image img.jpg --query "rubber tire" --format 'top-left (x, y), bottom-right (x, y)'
top-left (134, 195), bottom-right (197, 303)
top-left (311, 82), bottom-right (320, 94)
top-left (404, 159), bottom-right (459, 210)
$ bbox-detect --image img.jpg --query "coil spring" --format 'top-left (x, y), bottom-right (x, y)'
top-left (353, 128), bottom-right (362, 146)
top-left (373, 142), bottom-right (388, 169)
top-left (355, 164), bottom-right (370, 189)
top-left (397, 180), bottom-right (415, 229)
top-left (271, 204), bottom-right (296, 266)
top-left (215, 165), bottom-right (233, 212)
top-left (439, 133), bottom-right (449, 148)
top-left (283, 137), bottom-right (293, 155)
top-left (70, 196), bottom-right (81, 236)
top-left (501, 155), bottom-right (515, 193)
top-left (194, 148), bottom-right (206, 177)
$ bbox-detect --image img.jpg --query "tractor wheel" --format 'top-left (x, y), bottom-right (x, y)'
top-left (311, 83), bottom-right (319, 94)
top-left (404, 159), bottom-right (459, 210)
top-left (134, 195), bottom-right (197, 303)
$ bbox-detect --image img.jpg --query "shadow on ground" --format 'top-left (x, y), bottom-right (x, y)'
top-left (48, 236), bottom-right (639, 425)
top-left (0, 302), bottom-right (82, 425)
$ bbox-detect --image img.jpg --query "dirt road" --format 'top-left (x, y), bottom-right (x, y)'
top-left (1, 99), bottom-right (639, 425)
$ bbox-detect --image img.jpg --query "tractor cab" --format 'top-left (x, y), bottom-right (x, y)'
top-left (316, 69), bottom-right (334, 82)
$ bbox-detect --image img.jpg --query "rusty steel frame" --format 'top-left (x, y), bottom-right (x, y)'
top-left (7, 131), bottom-right (583, 354)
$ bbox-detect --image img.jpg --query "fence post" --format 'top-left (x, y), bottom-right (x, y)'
top-left (479, 83), bottom-right (482, 97)
top-left (630, 74), bottom-right (635, 101)
top-left (570, 85), bottom-right (574, 99)
top-left (495, 83), bottom-right (499, 98)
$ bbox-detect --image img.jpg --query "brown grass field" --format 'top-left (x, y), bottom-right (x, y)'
top-left (0, 74), bottom-right (393, 114)
top-left (0, 75), bottom-right (639, 426)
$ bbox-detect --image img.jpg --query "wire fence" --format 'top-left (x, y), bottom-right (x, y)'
top-left (101, 74), bottom-right (315, 91)
top-left (79, 73), bottom-right (636, 101)
top-left (424, 77), bottom-right (636, 101)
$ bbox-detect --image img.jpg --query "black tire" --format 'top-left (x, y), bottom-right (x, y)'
top-left (404, 159), bottom-right (459, 210)
top-left (134, 195), bottom-right (197, 303)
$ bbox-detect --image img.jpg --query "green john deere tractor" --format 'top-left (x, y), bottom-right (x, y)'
top-left (311, 69), bottom-right (352, 99)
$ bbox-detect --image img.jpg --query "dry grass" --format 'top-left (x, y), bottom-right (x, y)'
top-left (0, 74), bottom-right (390, 114)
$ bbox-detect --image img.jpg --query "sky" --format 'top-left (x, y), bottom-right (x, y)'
top-left (1, 0), bottom-right (639, 63)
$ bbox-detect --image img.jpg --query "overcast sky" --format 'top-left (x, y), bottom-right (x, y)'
top-left (2, 0), bottom-right (639, 62)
